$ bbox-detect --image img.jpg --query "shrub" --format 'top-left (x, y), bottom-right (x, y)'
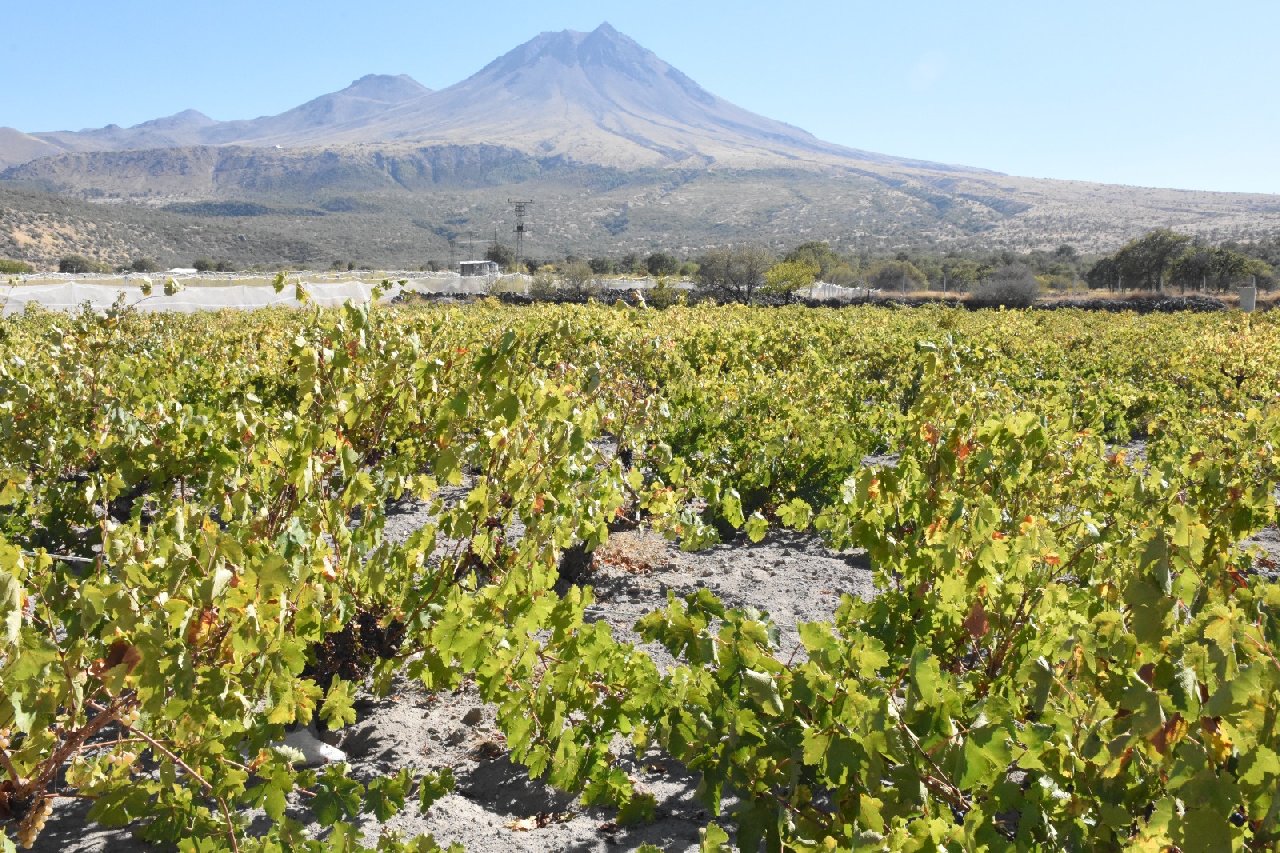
top-left (647, 276), bottom-right (684, 309)
top-left (0, 259), bottom-right (33, 274)
top-left (866, 259), bottom-right (928, 292)
top-left (969, 264), bottom-right (1041, 308)
top-left (560, 261), bottom-right (599, 298)
top-left (645, 252), bottom-right (680, 277)
top-left (529, 270), bottom-right (558, 300)
top-left (193, 258), bottom-right (235, 273)
top-left (59, 254), bottom-right (103, 274)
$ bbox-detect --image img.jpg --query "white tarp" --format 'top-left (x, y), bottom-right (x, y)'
top-left (2, 280), bottom-right (401, 315)
top-left (0, 272), bottom-right (528, 315)
top-left (2, 272), bottom-right (861, 314)
top-left (805, 282), bottom-right (874, 301)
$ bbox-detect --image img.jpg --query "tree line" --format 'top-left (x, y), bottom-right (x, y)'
top-left (1085, 229), bottom-right (1274, 292)
top-left (27, 229), bottom-right (1277, 298)
top-left (482, 228), bottom-right (1276, 303)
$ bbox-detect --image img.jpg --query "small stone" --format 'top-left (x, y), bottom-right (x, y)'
top-left (280, 726), bottom-right (347, 767)
top-left (461, 707), bottom-right (484, 727)
top-left (475, 739), bottom-right (503, 760)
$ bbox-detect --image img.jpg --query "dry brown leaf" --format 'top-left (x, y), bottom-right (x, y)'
top-left (963, 598), bottom-right (989, 639)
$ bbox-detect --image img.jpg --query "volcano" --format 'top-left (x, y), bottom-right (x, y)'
top-left (3, 23), bottom-right (1279, 265)
top-left (0, 24), bottom-right (967, 173)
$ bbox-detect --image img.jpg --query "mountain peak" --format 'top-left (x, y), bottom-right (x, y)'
top-left (588, 21), bottom-right (626, 41)
top-left (134, 109), bottom-right (216, 131)
top-left (341, 73), bottom-right (431, 102)
top-left (9, 24), bottom-right (888, 171)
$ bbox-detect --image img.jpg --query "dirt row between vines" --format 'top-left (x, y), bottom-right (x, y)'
top-left (32, 448), bottom-right (1280, 852)
top-left (33, 522), bottom-right (874, 853)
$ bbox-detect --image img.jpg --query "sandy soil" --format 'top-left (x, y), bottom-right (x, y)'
top-left (28, 525), bottom-right (873, 852)
top-left (25, 447), bottom-right (1280, 851)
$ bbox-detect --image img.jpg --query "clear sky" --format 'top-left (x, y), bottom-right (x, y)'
top-left (4, 0), bottom-right (1278, 193)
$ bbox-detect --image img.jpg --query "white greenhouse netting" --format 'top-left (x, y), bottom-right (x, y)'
top-left (1, 272), bottom-right (862, 315)
top-left (805, 282), bottom-right (875, 301)
top-left (0, 272), bottom-right (528, 316)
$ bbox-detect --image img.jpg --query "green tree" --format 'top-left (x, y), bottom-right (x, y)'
top-left (618, 252), bottom-right (643, 275)
top-left (559, 260), bottom-right (598, 297)
top-left (763, 259), bottom-right (819, 301)
top-left (866, 259), bottom-right (927, 293)
top-left (485, 242), bottom-right (515, 272)
top-left (130, 257), bottom-right (161, 273)
top-left (784, 241), bottom-right (858, 285)
top-left (1210, 247), bottom-right (1253, 291)
top-left (940, 257), bottom-right (984, 291)
top-left (59, 254), bottom-right (99, 274)
top-left (1086, 256), bottom-right (1120, 291)
top-left (970, 263), bottom-right (1040, 307)
top-left (1111, 228), bottom-right (1191, 290)
top-left (694, 246), bottom-right (775, 303)
top-left (1170, 246), bottom-right (1215, 292)
top-left (0, 259), bottom-right (33, 274)
top-left (645, 252), bottom-right (679, 277)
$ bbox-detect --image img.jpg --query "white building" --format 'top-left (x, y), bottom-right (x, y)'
top-left (459, 260), bottom-right (499, 277)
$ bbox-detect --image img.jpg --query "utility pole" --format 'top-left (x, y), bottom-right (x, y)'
top-left (508, 199), bottom-right (533, 273)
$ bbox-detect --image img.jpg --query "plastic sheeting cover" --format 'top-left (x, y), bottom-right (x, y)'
top-left (0, 273), bottom-right (521, 315)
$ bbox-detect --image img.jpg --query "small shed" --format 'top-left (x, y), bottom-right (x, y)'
top-left (459, 260), bottom-right (499, 277)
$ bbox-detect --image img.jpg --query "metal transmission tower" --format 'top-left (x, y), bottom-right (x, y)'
top-left (508, 199), bottom-right (533, 272)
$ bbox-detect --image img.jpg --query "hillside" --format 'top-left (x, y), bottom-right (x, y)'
top-left (2, 23), bottom-right (1279, 266)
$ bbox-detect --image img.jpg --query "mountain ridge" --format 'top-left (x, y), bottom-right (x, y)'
top-left (2, 23), bottom-right (1279, 267)
top-left (1, 24), bottom-right (975, 174)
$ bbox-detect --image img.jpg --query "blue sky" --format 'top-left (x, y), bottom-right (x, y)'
top-left (4, 0), bottom-right (1278, 193)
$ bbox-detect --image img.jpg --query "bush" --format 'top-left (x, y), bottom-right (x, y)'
top-left (484, 243), bottom-right (515, 272)
top-left (866, 259), bottom-right (928, 292)
top-left (193, 258), bottom-right (235, 273)
top-left (130, 257), bottom-right (161, 273)
top-left (560, 261), bottom-right (599, 298)
top-left (645, 252), bottom-right (680, 277)
top-left (647, 277), bottom-right (684, 309)
top-left (528, 271), bottom-right (558, 300)
top-left (0, 259), bottom-right (33, 274)
top-left (969, 264), bottom-right (1041, 308)
top-left (59, 254), bottom-right (107, 274)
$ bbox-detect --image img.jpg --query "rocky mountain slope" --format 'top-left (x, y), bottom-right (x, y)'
top-left (2, 23), bottom-right (1278, 267)
top-left (5, 74), bottom-right (432, 162)
top-left (1, 25), bottom-right (952, 172)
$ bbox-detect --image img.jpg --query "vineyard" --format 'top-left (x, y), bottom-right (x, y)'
top-left (1, 300), bottom-right (1279, 852)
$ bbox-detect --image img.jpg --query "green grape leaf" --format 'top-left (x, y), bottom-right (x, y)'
top-left (319, 676), bottom-right (358, 729)
top-left (742, 668), bottom-right (784, 716)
